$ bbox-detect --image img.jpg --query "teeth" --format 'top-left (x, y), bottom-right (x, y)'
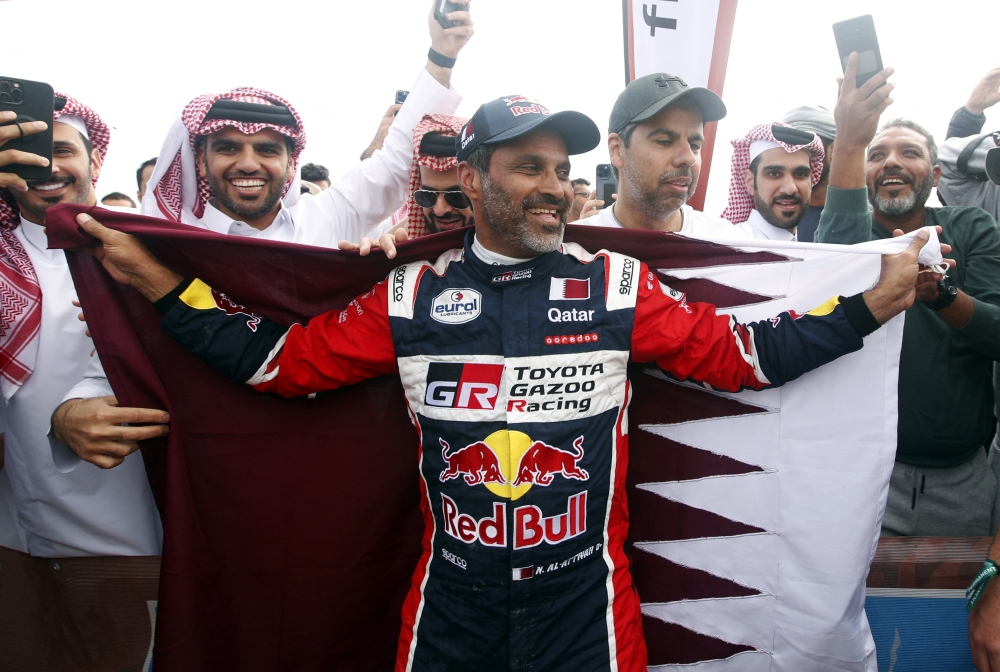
top-left (32, 182), bottom-right (69, 191)
top-left (528, 208), bottom-right (557, 215)
top-left (231, 180), bottom-right (265, 188)
top-left (881, 178), bottom-right (905, 185)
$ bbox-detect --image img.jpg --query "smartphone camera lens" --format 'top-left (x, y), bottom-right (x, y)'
top-left (0, 93), bottom-right (10, 103)
top-left (11, 89), bottom-right (22, 101)
top-left (0, 81), bottom-right (10, 93)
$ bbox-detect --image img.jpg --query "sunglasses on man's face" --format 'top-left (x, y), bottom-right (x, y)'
top-left (413, 189), bottom-right (471, 209)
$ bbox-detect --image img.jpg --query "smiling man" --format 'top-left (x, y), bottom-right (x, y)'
top-left (817, 55), bottom-right (1000, 539)
top-left (139, 0), bottom-right (472, 250)
top-left (0, 95), bottom-right (161, 558)
top-left (722, 122), bottom-right (826, 241)
top-left (579, 73), bottom-right (739, 238)
top-left (75, 93), bottom-right (935, 670)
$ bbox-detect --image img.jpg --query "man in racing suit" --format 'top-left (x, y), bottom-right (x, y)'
top-left (77, 96), bottom-right (937, 672)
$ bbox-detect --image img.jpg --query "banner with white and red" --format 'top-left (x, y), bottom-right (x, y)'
top-left (621, 0), bottom-right (739, 211)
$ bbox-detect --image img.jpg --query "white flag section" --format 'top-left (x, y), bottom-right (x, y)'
top-left (638, 232), bottom-right (939, 671)
top-left (624, 0), bottom-right (724, 83)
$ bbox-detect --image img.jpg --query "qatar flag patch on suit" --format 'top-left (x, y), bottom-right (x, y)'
top-left (549, 277), bottom-right (590, 301)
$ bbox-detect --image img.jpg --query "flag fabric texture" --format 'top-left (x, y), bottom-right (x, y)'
top-left (46, 205), bottom-right (914, 671)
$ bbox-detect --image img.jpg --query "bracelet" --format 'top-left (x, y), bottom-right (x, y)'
top-left (428, 48), bottom-right (457, 69)
top-left (967, 559), bottom-right (998, 612)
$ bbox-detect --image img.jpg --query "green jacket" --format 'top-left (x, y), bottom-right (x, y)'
top-left (817, 187), bottom-right (1000, 467)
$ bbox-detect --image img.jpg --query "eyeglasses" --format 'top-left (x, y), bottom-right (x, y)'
top-left (413, 189), bottom-right (471, 209)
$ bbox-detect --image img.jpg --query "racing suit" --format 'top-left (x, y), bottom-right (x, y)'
top-left (155, 232), bottom-right (881, 672)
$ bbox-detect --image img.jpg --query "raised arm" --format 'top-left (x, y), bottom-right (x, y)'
top-left (632, 231), bottom-right (939, 391)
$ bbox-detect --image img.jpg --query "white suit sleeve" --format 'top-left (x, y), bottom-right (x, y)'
top-left (49, 353), bottom-right (114, 473)
top-left (292, 68), bottom-right (462, 246)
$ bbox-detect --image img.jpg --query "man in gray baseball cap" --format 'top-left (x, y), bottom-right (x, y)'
top-left (578, 72), bottom-right (742, 239)
top-left (782, 104), bottom-right (837, 241)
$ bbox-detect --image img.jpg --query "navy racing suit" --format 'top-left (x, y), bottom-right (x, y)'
top-left (155, 232), bottom-right (880, 671)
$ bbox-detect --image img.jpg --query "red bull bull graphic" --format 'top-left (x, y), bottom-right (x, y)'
top-left (438, 430), bottom-right (590, 500)
top-left (512, 436), bottom-right (589, 486)
top-left (439, 438), bottom-right (506, 485)
top-left (211, 289), bottom-right (260, 332)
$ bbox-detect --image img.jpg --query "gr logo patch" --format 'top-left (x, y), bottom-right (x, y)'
top-left (425, 362), bottom-right (504, 410)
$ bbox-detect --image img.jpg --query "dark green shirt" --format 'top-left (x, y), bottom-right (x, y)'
top-left (816, 187), bottom-right (1000, 467)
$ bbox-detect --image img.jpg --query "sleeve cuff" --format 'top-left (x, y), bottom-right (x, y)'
top-left (840, 293), bottom-right (880, 339)
top-left (154, 278), bottom-right (193, 315)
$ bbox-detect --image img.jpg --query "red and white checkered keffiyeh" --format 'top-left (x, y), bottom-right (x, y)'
top-left (141, 87), bottom-right (306, 224)
top-left (0, 93), bottom-right (109, 398)
top-left (721, 122), bottom-right (825, 224)
top-left (396, 114), bottom-right (468, 239)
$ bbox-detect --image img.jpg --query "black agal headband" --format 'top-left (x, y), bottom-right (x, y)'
top-left (203, 99), bottom-right (299, 129)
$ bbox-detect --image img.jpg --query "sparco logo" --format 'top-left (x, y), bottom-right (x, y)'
top-left (619, 258), bottom-right (634, 296)
top-left (431, 288), bottom-right (482, 324)
top-left (392, 267), bottom-right (405, 302)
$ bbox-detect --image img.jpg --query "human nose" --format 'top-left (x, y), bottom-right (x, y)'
top-left (234, 146), bottom-right (260, 173)
top-left (673, 143), bottom-right (696, 167)
top-left (537, 168), bottom-right (565, 200)
top-left (434, 192), bottom-right (454, 215)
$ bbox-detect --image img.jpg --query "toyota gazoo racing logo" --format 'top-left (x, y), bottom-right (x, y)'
top-left (425, 362), bottom-right (503, 410)
top-left (430, 288), bottom-right (481, 324)
top-left (437, 430), bottom-right (589, 549)
top-left (212, 289), bottom-right (260, 332)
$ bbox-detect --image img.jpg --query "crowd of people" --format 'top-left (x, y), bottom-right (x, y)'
top-left (2, 0), bottom-right (1000, 667)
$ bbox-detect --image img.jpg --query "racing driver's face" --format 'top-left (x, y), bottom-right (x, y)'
top-left (461, 128), bottom-right (573, 258)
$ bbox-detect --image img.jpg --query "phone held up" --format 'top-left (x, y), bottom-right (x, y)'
top-left (832, 15), bottom-right (884, 87)
top-left (434, 0), bottom-right (467, 30)
top-left (395, 90), bottom-right (409, 105)
top-left (0, 76), bottom-right (54, 181)
top-left (595, 164), bottom-right (617, 210)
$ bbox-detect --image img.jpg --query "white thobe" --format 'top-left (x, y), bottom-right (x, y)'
top-left (734, 209), bottom-right (797, 241)
top-left (189, 68), bottom-right (462, 247)
top-left (0, 217), bottom-right (162, 557)
top-left (577, 202), bottom-right (748, 239)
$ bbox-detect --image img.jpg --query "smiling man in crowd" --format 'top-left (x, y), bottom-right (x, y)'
top-left (721, 122), bottom-right (826, 240)
top-left (817, 54), bottom-right (1000, 539)
top-left (75, 91), bottom-right (934, 670)
top-left (0, 97), bottom-right (161, 558)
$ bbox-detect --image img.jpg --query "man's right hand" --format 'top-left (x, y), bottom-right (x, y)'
top-left (51, 396), bottom-right (169, 469)
top-left (76, 213), bottom-right (184, 302)
top-left (966, 68), bottom-right (1000, 117)
top-left (0, 110), bottom-right (49, 193)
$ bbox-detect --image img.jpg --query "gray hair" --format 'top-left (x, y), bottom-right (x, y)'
top-left (876, 118), bottom-right (938, 166)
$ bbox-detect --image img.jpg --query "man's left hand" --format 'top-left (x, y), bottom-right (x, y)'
top-left (339, 227), bottom-right (408, 259)
top-left (863, 230), bottom-right (956, 323)
top-left (890, 227), bottom-right (953, 302)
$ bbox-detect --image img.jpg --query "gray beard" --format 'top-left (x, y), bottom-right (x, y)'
top-left (620, 159), bottom-right (688, 227)
top-left (868, 173), bottom-right (934, 217)
top-left (480, 173), bottom-right (564, 254)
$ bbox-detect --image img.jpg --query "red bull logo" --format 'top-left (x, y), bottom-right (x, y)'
top-left (512, 436), bottom-right (588, 486)
top-left (212, 289), bottom-right (260, 332)
top-left (437, 430), bottom-right (588, 500)
top-left (439, 438), bottom-right (506, 485)
top-left (440, 491), bottom-right (586, 550)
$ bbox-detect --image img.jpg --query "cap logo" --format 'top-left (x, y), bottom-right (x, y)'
top-left (510, 104), bottom-right (550, 118)
top-left (654, 75), bottom-right (686, 88)
top-left (461, 121), bottom-right (475, 149)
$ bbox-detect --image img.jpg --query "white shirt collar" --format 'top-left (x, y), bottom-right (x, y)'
top-left (17, 215), bottom-right (59, 260)
top-left (201, 200), bottom-right (295, 239)
top-left (745, 209), bottom-right (796, 241)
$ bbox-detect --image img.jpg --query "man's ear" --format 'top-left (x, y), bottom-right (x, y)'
top-left (932, 164), bottom-right (942, 188)
top-left (458, 162), bottom-right (481, 203)
top-left (196, 145), bottom-right (207, 179)
top-left (743, 168), bottom-right (757, 196)
top-left (89, 148), bottom-right (103, 182)
top-left (608, 133), bottom-right (625, 174)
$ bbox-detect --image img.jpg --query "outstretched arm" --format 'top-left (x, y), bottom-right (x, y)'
top-left (76, 213), bottom-right (398, 397)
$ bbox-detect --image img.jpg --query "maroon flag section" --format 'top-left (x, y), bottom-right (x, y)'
top-left (45, 205), bottom-right (790, 670)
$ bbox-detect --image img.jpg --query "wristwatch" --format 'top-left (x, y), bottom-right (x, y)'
top-left (922, 275), bottom-right (959, 311)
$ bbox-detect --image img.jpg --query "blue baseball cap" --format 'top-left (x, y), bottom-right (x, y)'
top-left (456, 95), bottom-right (601, 164)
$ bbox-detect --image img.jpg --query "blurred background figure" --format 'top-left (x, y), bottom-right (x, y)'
top-left (300, 162), bottom-right (331, 191)
top-left (136, 157), bottom-right (156, 203)
top-left (567, 178), bottom-right (590, 222)
top-left (101, 192), bottom-right (136, 208)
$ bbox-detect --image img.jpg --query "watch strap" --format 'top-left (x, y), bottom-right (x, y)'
top-left (428, 48), bottom-right (457, 69)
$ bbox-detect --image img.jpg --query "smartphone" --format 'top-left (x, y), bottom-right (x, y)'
top-left (434, 0), bottom-right (467, 30)
top-left (395, 90), bottom-right (409, 105)
top-left (0, 76), bottom-right (54, 181)
top-left (832, 15), bottom-right (884, 87)
top-left (595, 164), bottom-right (617, 209)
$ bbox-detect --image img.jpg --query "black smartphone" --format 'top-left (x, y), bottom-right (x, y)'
top-left (832, 15), bottom-right (884, 87)
top-left (595, 164), bottom-right (617, 209)
top-left (434, 0), bottom-right (467, 30)
top-left (0, 76), bottom-right (54, 181)
top-left (395, 90), bottom-right (409, 105)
